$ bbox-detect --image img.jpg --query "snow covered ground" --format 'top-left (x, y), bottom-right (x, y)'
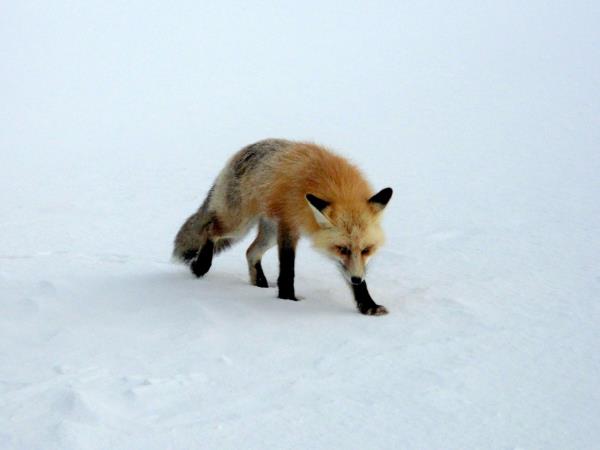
top-left (1, 1), bottom-right (599, 449)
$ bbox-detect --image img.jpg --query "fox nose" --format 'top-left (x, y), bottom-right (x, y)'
top-left (350, 276), bottom-right (363, 285)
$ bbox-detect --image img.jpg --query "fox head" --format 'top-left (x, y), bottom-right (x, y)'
top-left (306, 188), bottom-right (393, 285)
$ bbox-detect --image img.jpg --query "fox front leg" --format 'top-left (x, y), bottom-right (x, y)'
top-left (351, 281), bottom-right (388, 315)
top-left (277, 225), bottom-right (299, 301)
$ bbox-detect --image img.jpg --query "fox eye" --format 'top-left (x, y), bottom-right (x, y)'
top-left (361, 246), bottom-right (373, 255)
top-left (336, 246), bottom-right (351, 256)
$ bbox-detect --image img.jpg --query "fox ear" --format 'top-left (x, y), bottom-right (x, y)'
top-left (306, 194), bottom-right (333, 228)
top-left (368, 187), bottom-right (393, 212)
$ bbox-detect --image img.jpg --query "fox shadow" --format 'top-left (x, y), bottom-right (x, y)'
top-left (105, 263), bottom-right (355, 319)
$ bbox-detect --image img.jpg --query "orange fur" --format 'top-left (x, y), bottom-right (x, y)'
top-left (265, 143), bottom-right (375, 234)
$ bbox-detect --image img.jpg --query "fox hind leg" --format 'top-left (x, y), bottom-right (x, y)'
top-left (246, 218), bottom-right (277, 287)
top-left (191, 239), bottom-right (214, 277)
top-left (190, 215), bottom-right (231, 278)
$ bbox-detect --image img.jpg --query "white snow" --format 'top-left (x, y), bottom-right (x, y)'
top-left (1, 1), bottom-right (600, 449)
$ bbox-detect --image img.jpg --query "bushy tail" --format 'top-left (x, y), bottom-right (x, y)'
top-left (172, 214), bottom-right (208, 263)
top-left (172, 187), bottom-right (234, 264)
top-left (172, 189), bottom-right (213, 263)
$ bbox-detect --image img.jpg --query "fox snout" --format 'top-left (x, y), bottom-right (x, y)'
top-left (342, 255), bottom-right (366, 284)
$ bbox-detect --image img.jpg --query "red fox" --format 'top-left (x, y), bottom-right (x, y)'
top-left (173, 139), bottom-right (393, 315)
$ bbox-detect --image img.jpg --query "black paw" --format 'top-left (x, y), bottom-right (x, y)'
top-left (278, 292), bottom-right (299, 301)
top-left (255, 274), bottom-right (269, 288)
top-left (358, 304), bottom-right (388, 316)
top-left (254, 263), bottom-right (269, 288)
top-left (191, 258), bottom-right (211, 277)
top-left (191, 241), bottom-right (214, 277)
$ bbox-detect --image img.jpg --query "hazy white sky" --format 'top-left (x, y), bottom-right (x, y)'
top-left (2, 1), bottom-right (598, 162)
top-left (2, 2), bottom-right (598, 251)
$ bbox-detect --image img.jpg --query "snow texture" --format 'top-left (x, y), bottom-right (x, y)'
top-left (1, 1), bottom-right (599, 449)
